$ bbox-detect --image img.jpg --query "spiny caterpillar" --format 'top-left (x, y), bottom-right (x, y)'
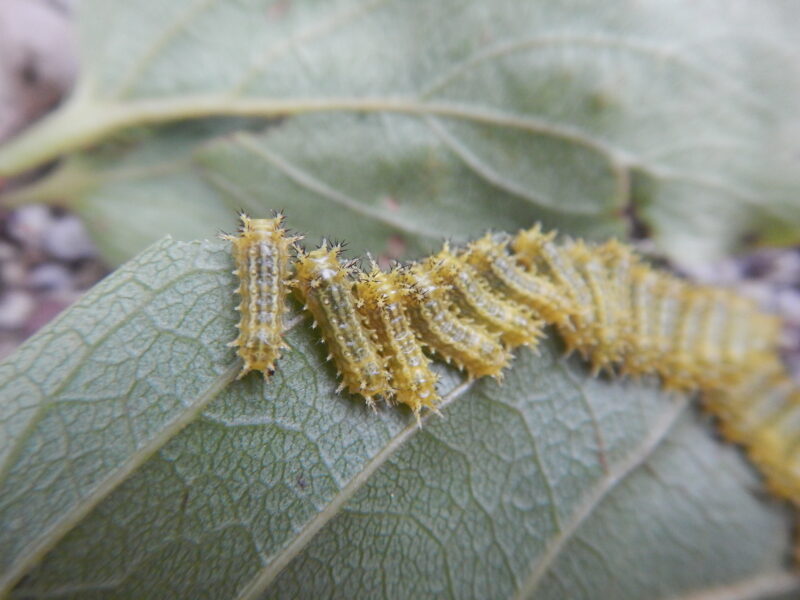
top-left (224, 214), bottom-right (800, 510)
top-left (397, 262), bottom-right (512, 381)
top-left (423, 243), bottom-right (544, 349)
top-left (355, 265), bottom-right (440, 420)
top-left (220, 213), bottom-right (300, 379)
top-left (463, 233), bottom-right (581, 332)
top-left (293, 243), bottom-right (392, 407)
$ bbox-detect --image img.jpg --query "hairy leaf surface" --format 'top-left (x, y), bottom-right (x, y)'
top-left (0, 238), bottom-right (795, 599)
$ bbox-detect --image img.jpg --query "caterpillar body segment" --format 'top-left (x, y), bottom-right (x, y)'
top-left (679, 288), bottom-right (752, 391)
top-left (705, 294), bottom-right (782, 390)
top-left (662, 287), bottom-right (712, 391)
top-left (355, 267), bottom-right (440, 422)
top-left (422, 245), bottom-right (545, 349)
top-left (562, 240), bottom-right (628, 374)
top-left (691, 290), bottom-right (731, 389)
top-left (703, 364), bottom-right (800, 502)
top-left (222, 213), bottom-right (300, 379)
top-left (721, 295), bottom-right (780, 367)
top-left (717, 367), bottom-right (794, 445)
top-left (719, 295), bottom-right (751, 367)
top-left (294, 245), bottom-right (392, 406)
top-left (651, 275), bottom-right (684, 362)
top-left (621, 264), bottom-right (661, 378)
top-left (398, 265), bottom-right (512, 380)
top-left (510, 224), bottom-right (558, 270)
top-left (597, 240), bottom-right (636, 349)
top-left (701, 362), bottom-right (779, 439)
top-left (646, 274), bottom-right (692, 390)
top-left (511, 226), bottom-right (595, 354)
top-left (750, 392), bottom-right (800, 466)
top-left (461, 234), bottom-right (581, 331)
top-left (745, 388), bottom-right (800, 502)
top-left (512, 225), bottom-right (593, 311)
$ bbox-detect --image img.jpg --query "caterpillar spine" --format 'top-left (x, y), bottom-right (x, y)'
top-left (423, 243), bottom-right (544, 349)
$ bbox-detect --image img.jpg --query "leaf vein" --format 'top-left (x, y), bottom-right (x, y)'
top-left (233, 379), bottom-right (474, 600)
top-left (111, 0), bottom-right (223, 99)
top-left (229, 131), bottom-right (445, 239)
top-left (423, 116), bottom-right (602, 215)
top-left (513, 395), bottom-right (689, 600)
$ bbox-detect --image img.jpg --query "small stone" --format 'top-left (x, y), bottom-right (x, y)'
top-left (0, 291), bottom-right (34, 329)
top-left (1, 260), bottom-right (26, 287)
top-left (0, 335), bottom-right (19, 361)
top-left (739, 251), bottom-right (776, 279)
top-left (768, 252), bottom-right (800, 286)
top-left (0, 0), bottom-right (78, 141)
top-left (7, 205), bottom-right (55, 248)
top-left (23, 297), bottom-right (73, 336)
top-left (780, 324), bottom-right (800, 351)
top-left (0, 241), bottom-right (16, 261)
top-left (29, 262), bottom-right (72, 291)
top-left (44, 215), bottom-right (96, 261)
top-left (777, 288), bottom-right (800, 326)
top-left (72, 260), bottom-right (108, 290)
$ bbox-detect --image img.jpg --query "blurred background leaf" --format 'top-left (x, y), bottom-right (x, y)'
top-left (2, 0), bottom-right (800, 266)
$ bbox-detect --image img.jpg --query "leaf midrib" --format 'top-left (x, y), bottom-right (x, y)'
top-left (514, 396), bottom-right (688, 599)
top-left (2, 94), bottom-right (768, 219)
top-left (232, 379), bottom-right (475, 600)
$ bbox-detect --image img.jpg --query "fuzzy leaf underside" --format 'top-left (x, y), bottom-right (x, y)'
top-left (0, 237), bottom-right (794, 599)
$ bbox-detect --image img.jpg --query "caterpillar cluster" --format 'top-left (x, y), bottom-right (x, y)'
top-left (223, 214), bottom-right (798, 506)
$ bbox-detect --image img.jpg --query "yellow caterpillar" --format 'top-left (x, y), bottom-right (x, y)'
top-left (224, 215), bottom-right (796, 507)
top-left (293, 243), bottom-right (392, 407)
top-left (220, 213), bottom-right (300, 379)
top-left (355, 265), bottom-right (440, 421)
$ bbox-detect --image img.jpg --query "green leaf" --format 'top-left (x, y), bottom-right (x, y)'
top-left (0, 237), bottom-right (796, 598)
top-left (2, 0), bottom-right (800, 264)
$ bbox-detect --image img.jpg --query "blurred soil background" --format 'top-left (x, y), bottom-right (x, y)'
top-left (0, 0), bottom-right (107, 360)
top-left (0, 0), bottom-right (799, 372)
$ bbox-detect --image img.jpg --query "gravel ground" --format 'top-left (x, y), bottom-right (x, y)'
top-left (0, 0), bottom-right (108, 360)
top-left (0, 0), bottom-right (799, 373)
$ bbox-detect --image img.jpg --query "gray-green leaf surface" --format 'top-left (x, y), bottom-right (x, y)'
top-left (0, 237), bottom-right (796, 599)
